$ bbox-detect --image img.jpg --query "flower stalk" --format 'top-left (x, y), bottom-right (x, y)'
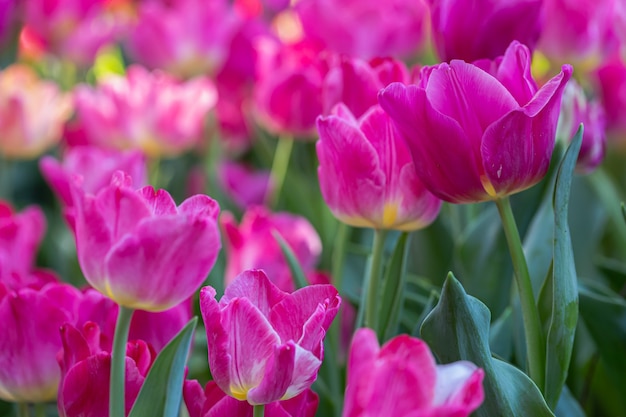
top-left (110, 306), bottom-right (135, 417)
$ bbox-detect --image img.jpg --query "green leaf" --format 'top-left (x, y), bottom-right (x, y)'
top-left (129, 317), bottom-right (198, 417)
top-left (379, 232), bottom-right (410, 341)
top-left (555, 386), bottom-right (585, 417)
top-left (273, 230), bottom-right (309, 289)
top-left (490, 307), bottom-right (513, 360)
top-left (538, 125), bottom-right (582, 408)
top-left (421, 273), bottom-right (553, 417)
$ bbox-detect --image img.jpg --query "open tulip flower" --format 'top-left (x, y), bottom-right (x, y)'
top-left (71, 171), bottom-right (221, 312)
top-left (199, 269), bottom-right (340, 405)
top-left (343, 328), bottom-right (485, 417)
top-left (379, 41), bottom-right (572, 204)
top-left (316, 103), bottom-right (441, 230)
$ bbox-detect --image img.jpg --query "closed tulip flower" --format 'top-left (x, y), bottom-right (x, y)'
top-left (379, 41), bottom-right (572, 204)
top-left (343, 328), bottom-right (485, 417)
top-left (71, 171), bottom-right (221, 312)
top-left (316, 103), bottom-right (441, 230)
top-left (199, 269), bottom-right (340, 405)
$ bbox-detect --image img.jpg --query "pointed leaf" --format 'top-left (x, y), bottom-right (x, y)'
top-left (129, 317), bottom-right (198, 417)
top-left (273, 230), bottom-right (309, 290)
top-left (379, 232), bottom-right (411, 341)
top-left (538, 126), bottom-right (582, 408)
top-left (421, 273), bottom-right (554, 417)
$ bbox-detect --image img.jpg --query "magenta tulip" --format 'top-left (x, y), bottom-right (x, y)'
top-left (199, 269), bottom-right (340, 405)
top-left (594, 56), bottom-right (626, 143)
top-left (428, 0), bottom-right (544, 62)
top-left (0, 282), bottom-right (82, 402)
top-left (221, 207), bottom-right (322, 292)
top-left (184, 380), bottom-right (318, 417)
top-left (379, 41), bottom-right (572, 204)
top-left (57, 322), bottom-right (155, 417)
top-left (71, 171), bottom-right (221, 311)
top-left (317, 104), bottom-right (441, 230)
top-left (343, 328), bottom-right (484, 417)
top-left (218, 162), bottom-right (273, 210)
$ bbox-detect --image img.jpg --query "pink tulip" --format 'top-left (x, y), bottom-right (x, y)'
top-left (184, 380), bottom-right (318, 417)
top-left (322, 56), bottom-right (410, 118)
top-left (0, 64), bottom-right (72, 159)
top-left (127, 0), bottom-right (240, 78)
top-left (71, 171), bottom-right (221, 311)
top-left (295, 0), bottom-right (428, 59)
top-left (379, 41), bottom-right (572, 204)
top-left (73, 66), bottom-right (217, 158)
top-left (221, 207), bottom-right (322, 292)
top-left (557, 80), bottom-right (606, 174)
top-left (0, 282), bottom-right (82, 402)
top-left (594, 56), bottom-right (626, 143)
top-left (428, 0), bottom-right (544, 62)
top-left (253, 39), bottom-right (327, 137)
top-left (22, 0), bottom-right (129, 65)
top-left (343, 328), bottom-right (485, 417)
top-left (199, 269), bottom-right (340, 405)
top-left (40, 145), bottom-right (147, 209)
top-left (317, 104), bottom-right (441, 230)
top-left (57, 322), bottom-right (155, 417)
top-left (0, 0), bottom-right (15, 46)
top-left (218, 162), bottom-right (273, 210)
top-left (538, 0), bottom-right (623, 65)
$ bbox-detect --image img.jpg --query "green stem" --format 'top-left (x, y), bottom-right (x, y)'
top-left (148, 157), bottom-right (162, 189)
top-left (0, 152), bottom-right (12, 202)
top-left (110, 306), bottom-right (134, 417)
top-left (17, 403), bottom-right (29, 417)
top-left (495, 197), bottom-right (545, 391)
top-left (33, 403), bottom-right (45, 417)
top-left (265, 135), bottom-right (294, 208)
top-left (253, 404), bottom-right (265, 417)
top-left (362, 229), bottom-right (388, 333)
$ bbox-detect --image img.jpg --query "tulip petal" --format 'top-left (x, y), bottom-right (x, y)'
top-left (482, 65), bottom-right (572, 195)
top-left (493, 41), bottom-right (537, 106)
top-left (183, 380), bottom-right (206, 417)
top-left (281, 345), bottom-right (322, 400)
top-left (247, 342), bottom-right (296, 404)
top-left (137, 187), bottom-right (177, 215)
top-left (379, 83), bottom-right (486, 203)
top-left (434, 363), bottom-right (485, 412)
top-left (222, 270), bottom-right (287, 318)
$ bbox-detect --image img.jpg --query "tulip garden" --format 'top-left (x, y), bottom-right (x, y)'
top-left (1, 1), bottom-right (626, 416)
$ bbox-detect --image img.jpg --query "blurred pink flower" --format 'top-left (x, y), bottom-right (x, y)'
top-left (429, 0), bottom-right (544, 62)
top-left (221, 206), bottom-right (321, 292)
top-left (317, 104), bottom-right (441, 231)
top-left (199, 269), bottom-right (340, 404)
top-left (127, 0), bottom-right (240, 78)
top-left (295, 0), bottom-right (428, 59)
top-left (594, 56), bottom-right (626, 144)
top-left (0, 64), bottom-right (72, 159)
top-left (40, 145), bottom-right (147, 209)
top-left (218, 161), bottom-right (273, 210)
top-left (57, 321), bottom-right (155, 417)
top-left (343, 328), bottom-right (485, 417)
top-left (322, 56), bottom-right (410, 118)
top-left (0, 0), bottom-right (16, 45)
top-left (71, 171), bottom-right (221, 311)
top-left (557, 80), bottom-right (606, 173)
top-left (379, 41), bottom-right (572, 203)
top-left (184, 380), bottom-right (318, 417)
top-left (73, 65), bottom-right (217, 158)
top-left (0, 282), bottom-right (82, 402)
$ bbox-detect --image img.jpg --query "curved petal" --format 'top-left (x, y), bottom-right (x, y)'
top-left (222, 270), bottom-right (287, 318)
top-left (434, 363), bottom-right (484, 412)
top-left (281, 344), bottom-right (321, 400)
top-left (183, 380), bottom-right (206, 417)
top-left (493, 41), bottom-right (538, 106)
top-left (247, 342), bottom-right (296, 404)
top-left (379, 82), bottom-right (486, 203)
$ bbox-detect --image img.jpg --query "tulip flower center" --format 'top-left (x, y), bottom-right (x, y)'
top-left (480, 175), bottom-right (498, 198)
top-left (382, 203), bottom-right (398, 228)
top-left (230, 384), bottom-right (250, 401)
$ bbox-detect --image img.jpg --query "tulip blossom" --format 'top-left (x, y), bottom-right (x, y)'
top-left (71, 171), bottom-right (221, 312)
top-left (0, 282), bottom-right (82, 402)
top-left (40, 145), bottom-right (147, 209)
top-left (379, 41), bottom-right (572, 204)
top-left (557, 80), bottom-right (606, 173)
top-left (316, 104), bottom-right (441, 230)
top-left (594, 56), bottom-right (626, 143)
top-left (295, 0), bottom-right (428, 59)
top-left (0, 0), bottom-right (15, 45)
top-left (73, 66), bottom-right (217, 158)
top-left (199, 269), bottom-right (340, 405)
top-left (322, 56), bottom-right (410, 118)
top-left (218, 162), bottom-right (274, 210)
top-left (57, 322), bottom-right (155, 417)
top-left (0, 64), bottom-right (72, 159)
top-left (127, 0), bottom-right (240, 78)
top-left (221, 207), bottom-right (322, 292)
top-left (343, 328), bottom-right (484, 417)
top-left (428, 0), bottom-right (544, 62)
top-left (184, 380), bottom-right (318, 417)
